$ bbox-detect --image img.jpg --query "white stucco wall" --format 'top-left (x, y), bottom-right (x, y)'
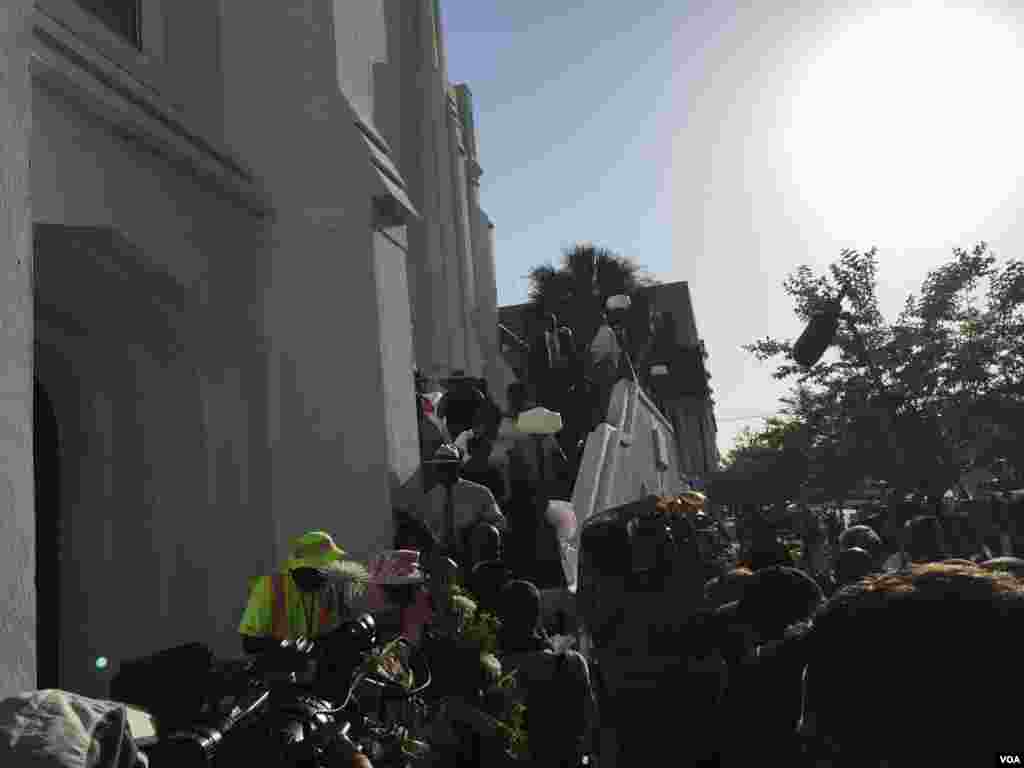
top-left (333, 0), bottom-right (386, 122)
top-left (31, 81), bottom-right (274, 697)
top-left (2, 0), bottom-right (467, 703)
top-left (373, 227), bottom-right (420, 497)
top-left (0, 0), bottom-right (36, 702)
top-left (165, 1), bottom-right (226, 143)
top-left (220, 0), bottom-right (410, 563)
top-left (378, 0), bottom-right (495, 383)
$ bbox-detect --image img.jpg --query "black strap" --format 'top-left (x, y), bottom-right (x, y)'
top-left (300, 591), bottom-right (316, 639)
top-left (445, 484), bottom-right (457, 555)
top-left (536, 436), bottom-right (546, 488)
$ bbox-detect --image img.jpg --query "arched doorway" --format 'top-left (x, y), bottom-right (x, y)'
top-left (34, 376), bottom-right (62, 690)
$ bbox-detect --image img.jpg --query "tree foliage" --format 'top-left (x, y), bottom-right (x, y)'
top-left (714, 415), bottom-right (811, 505)
top-left (738, 243), bottom-right (1024, 505)
top-left (526, 243), bottom-right (658, 363)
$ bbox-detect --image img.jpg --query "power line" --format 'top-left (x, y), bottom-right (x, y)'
top-left (716, 413), bottom-right (779, 423)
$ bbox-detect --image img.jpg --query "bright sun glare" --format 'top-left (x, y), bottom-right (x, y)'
top-left (786, 3), bottom-right (1024, 249)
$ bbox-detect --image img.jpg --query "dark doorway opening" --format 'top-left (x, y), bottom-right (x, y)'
top-left (34, 377), bottom-right (62, 690)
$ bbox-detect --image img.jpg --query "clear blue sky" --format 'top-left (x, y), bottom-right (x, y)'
top-left (441, 0), bottom-right (1024, 458)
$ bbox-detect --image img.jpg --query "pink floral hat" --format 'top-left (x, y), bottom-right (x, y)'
top-left (368, 549), bottom-right (426, 586)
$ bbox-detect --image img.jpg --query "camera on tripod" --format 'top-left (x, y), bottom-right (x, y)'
top-left (130, 614), bottom-right (379, 768)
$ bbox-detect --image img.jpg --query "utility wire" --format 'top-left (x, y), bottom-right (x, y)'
top-left (716, 413), bottom-right (779, 423)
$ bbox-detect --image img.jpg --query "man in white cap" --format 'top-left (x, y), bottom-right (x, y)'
top-left (413, 443), bottom-right (507, 565)
top-left (589, 295), bottom-right (632, 427)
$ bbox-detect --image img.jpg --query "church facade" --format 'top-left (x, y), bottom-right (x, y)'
top-left (0, 0), bottom-right (498, 700)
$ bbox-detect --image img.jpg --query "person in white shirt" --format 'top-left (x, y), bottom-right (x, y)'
top-left (413, 443), bottom-right (506, 564)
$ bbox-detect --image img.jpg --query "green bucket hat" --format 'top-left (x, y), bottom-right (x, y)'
top-left (285, 530), bottom-right (347, 572)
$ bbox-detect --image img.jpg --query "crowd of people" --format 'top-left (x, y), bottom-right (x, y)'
top-left (687, 503), bottom-right (1024, 766)
top-left (239, 497), bottom-right (1024, 766)
top-left (234, 358), bottom-right (1024, 765)
top-left (410, 368), bottom-right (575, 592)
top-left (234, 362), bottom-right (593, 765)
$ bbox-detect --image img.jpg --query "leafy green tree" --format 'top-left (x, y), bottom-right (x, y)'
top-left (526, 243), bottom-right (658, 367)
top-left (714, 415), bottom-right (810, 505)
top-left (745, 243), bottom-right (1024, 506)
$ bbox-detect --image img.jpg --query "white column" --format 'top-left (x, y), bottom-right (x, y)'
top-left (447, 90), bottom-right (481, 376)
top-left (412, 0), bottom-right (451, 379)
top-left (435, 90), bottom-right (466, 374)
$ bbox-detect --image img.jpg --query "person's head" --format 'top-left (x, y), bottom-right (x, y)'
top-left (498, 580), bottom-right (544, 639)
top-left (368, 549), bottom-right (427, 607)
top-left (736, 566), bottom-right (824, 642)
top-left (469, 560), bottom-right (512, 613)
top-left (834, 547), bottom-right (874, 589)
top-left (425, 444), bottom-right (462, 487)
top-left (285, 530), bottom-right (348, 593)
top-left (443, 394), bottom-right (485, 440)
top-left (904, 515), bottom-right (947, 563)
top-left (605, 294), bottom-right (631, 320)
top-left (838, 525), bottom-right (883, 562)
top-left (800, 563), bottom-right (1024, 763)
top-left (468, 523), bottom-right (502, 566)
top-left (393, 509), bottom-right (437, 556)
top-left (546, 313), bottom-right (558, 333)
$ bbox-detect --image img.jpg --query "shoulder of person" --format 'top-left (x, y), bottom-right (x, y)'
top-left (556, 648), bottom-right (589, 677)
top-left (459, 477), bottom-right (496, 500)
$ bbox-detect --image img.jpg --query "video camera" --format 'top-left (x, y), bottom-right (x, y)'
top-left (128, 615), bottom-right (380, 768)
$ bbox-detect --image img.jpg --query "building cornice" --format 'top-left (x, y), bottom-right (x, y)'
top-left (30, 8), bottom-right (273, 218)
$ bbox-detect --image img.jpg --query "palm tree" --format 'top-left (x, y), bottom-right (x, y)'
top-left (526, 243), bottom-right (658, 367)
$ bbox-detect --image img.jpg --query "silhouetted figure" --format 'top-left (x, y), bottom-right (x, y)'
top-left (528, 312), bottom-right (566, 410)
top-left (885, 514), bottom-right (949, 570)
top-left (833, 547), bottom-right (875, 591)
top-left (506, 425), bottom-right (571, 590)
top-left (414, 444), bottom-right (506, 566)
top-left (839, 524), bottom-right (884, 567)
top-left (588, 311), bottom-right (622, 427)
top-left (717, 567), bottom-right (823, 766)
top-left (437, 370), bottom-right (486, 440)
top-left (461, 429), bottom-right (505, 504)
top-left (554, 324), bottom-right (585, 473)
top-left (800, 563), bottom-right (1024, 764)
top-left (496, 580), bottom-right (597, 768)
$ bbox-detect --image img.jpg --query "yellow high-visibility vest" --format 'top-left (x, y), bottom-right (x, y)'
top-left (240, 573), bottom-right (339, 641)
